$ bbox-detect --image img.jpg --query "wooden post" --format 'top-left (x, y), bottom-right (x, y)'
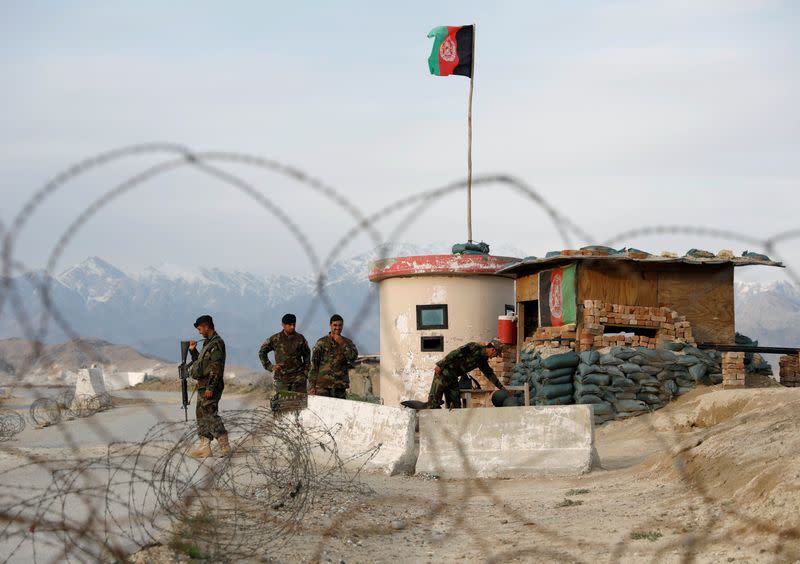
top-left (466, 23), bottom-right (475, 242)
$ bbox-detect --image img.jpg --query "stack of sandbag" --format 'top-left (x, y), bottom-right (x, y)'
top-left (533, 351), bottom-right (579, 406)
top-left (574, 344), bottom-right (724, 426)
top-left (736, 333), bottom-right (774, 376)
top-left (509, 348), bottom-right (579, 406)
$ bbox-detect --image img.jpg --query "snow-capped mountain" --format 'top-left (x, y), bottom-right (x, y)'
top-left (2, 245), bottom-right (794, 371)
top-left (734, 280), bottom-right (800, 347)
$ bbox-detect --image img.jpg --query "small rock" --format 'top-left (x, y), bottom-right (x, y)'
top-left (391, 519), bottom-right (406, 530)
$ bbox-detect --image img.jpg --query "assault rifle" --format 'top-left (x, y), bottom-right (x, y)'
top-left (179, 341), bottom-right (193, 421)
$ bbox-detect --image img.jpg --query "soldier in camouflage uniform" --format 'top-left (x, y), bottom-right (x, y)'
top-left (309, 314), bottom-right (358, 399)
top-left (188, 315), bottom-right (230, 458)
top-left (427, 339), bottom-right (506, 409)
top-left (259, 313), bottom-right (311, 394)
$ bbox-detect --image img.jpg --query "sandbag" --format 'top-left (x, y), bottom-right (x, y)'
top-left (664, 379), bottom-right (678, 395)
top-left (656, 370), bottom-right (673, 382)
top-left (574, 383), bottom-right (601, 396)
top-left (580, 350), bottom-right (600, 365)
top-left (599, 354), bottom-right (623, 366)
top-left (676, 378), bottom-right (694, 388)
top-left (540, 367), bottom-right (575, 380)
top-left (604, 366), bottom-right (624, 378)
top-left (641, 365), bottom-right (662, 375)
top-left (611, 347), bottom-right (637, 360)
top-left (676, 386), bottom-right (693, 395)
top-left (662, 341), bottom-right (685, 352)
top-left (627, 372), bottom-right (650, 382)
top-left (619, 363), bottom-right (642, 374)
top-left (538, 394), bottom-right (574, 406)
top-left (578, 363), bottom-right (603, 376)
top-left (537, 382), bottom-right (574, 399)
top-left (577, 394), bottom-right (605, 405)
top-left (540, 374), bottom-right (573, 386)
top-left (689, 363), bottom-right (708, 382)
top-left (611, 377), bottom-right (637, 389)
top-left (590, 402), bottom-right (614, 415)
top-left (637, 393), bottom-right (662, 405)
top-left (577, 373), bottom-right (611, 386)
top-left (676, 355), bottom-right (700, 366)
top-left (542, 351), bottom-right (580, 370)
top-left (614, 399), bottom-right (649, 412)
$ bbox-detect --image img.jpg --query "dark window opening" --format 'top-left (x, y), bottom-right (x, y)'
top-left (416, 304), bottom-right (448, 330)
top-left (602, 325), bottom-right (657, 338)
top-left (522, 300), bottom-right (539, 339)
top-left (420, 335), bottom-right (444, 352)
top-left (504, 304), bottom-right (516, 316)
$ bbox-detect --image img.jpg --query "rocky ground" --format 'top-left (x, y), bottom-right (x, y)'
top-left (122, 386), bottom-right (800, 563)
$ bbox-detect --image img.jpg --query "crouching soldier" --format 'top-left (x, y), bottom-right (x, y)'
top-left (427, 339), bottom-right (506, 409)
top-left (309, 314), bottom-right (358, 398)
top-left (189, 315), bottom-right (230, 458)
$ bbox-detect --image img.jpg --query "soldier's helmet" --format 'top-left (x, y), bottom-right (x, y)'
top-left (488, 339), bottom-right (505, 354)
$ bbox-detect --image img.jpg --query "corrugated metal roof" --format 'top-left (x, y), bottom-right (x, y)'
top-left (498, 253), bottom-right (784, 275)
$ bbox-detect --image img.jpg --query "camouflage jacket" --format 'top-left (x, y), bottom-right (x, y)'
top-left (190, 333), bottom-right (226, 390)
top-left (309, 334), bottom-right (358, 390)
top-left (436, 342), bottom-right (502, 388)
top-left (258, 331), bottom-right (311, 381)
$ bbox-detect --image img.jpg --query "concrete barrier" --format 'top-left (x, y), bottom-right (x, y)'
top-left (416, 405), bottom-right (597, 479)
top-left (103, 371), bottom-right (147, 391)
top-left (74, 367), bottom-right (108, 398)
top-left (298, 396), bottom-right (417, 475)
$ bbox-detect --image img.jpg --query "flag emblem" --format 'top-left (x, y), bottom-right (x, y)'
top-left (440, 37), bottom-right (457, 62)
top-left (549, 270), bottom-right (564, 319)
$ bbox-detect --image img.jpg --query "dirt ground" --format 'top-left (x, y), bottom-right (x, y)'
top-left (125, 385), bottom-right (800, 563)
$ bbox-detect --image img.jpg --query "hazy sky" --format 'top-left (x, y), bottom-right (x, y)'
top-left (1, 0), bottom-right (797, 283)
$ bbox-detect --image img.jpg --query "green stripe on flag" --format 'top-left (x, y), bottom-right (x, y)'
top-left (561, 264), bottom-right (576, 324)
top-left (427, 26), bottom-right (448, 75)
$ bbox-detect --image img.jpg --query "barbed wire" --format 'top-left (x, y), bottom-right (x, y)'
top-left (0, 143), bottom-right (797, 563)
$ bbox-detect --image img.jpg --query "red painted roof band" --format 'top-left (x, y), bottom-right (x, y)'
top-left (369, 255), bottom-right (519, 282)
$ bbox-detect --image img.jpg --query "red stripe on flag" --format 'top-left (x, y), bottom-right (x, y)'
top-left (437, 26), bottom-right (462, 76)
top-left (549, 267), bottom-right (565, 326)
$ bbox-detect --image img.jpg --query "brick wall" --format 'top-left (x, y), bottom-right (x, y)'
top-left (577, 301), bottom-right (694, 351)
top-left (779, 354), bottom-right (800, 387)
top-left (722, 351), bottom-right (746, 389)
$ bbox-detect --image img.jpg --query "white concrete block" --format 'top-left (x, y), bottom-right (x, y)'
top-left (298, 396), bottom-right (417, 475)
top-left (103, 371), bottom-right (146, 390)
top-left (75, 367), bottom-right (108, 398)
top-left (416, 405), bottom-right (597, 479)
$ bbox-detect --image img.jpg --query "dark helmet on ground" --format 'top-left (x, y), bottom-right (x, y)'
top-left (491, 389), bottom-right (509, 407)
top-left (488, 339), bottom-right (505, 354)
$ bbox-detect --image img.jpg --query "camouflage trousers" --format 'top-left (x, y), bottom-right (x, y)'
top-left (427, 370), bottom-right (464, 409)
top-left (274, 378), bottom-right (307, 394)
top-left (315, 387), bottom-right (347, 400)
top-left (196, 386), bottom-right (227, 439)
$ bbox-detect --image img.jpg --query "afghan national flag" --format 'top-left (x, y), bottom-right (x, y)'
top-left (539, 265), bottom-right (576, 327)
top-left (427, 25), bottom-right (474, 77)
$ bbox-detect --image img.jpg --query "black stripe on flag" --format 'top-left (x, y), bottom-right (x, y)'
top-left (539, 270), bottom-right (552, 326)
top-left (453, 25), bottom-right (474, 77)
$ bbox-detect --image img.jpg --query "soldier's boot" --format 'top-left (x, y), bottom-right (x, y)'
top-left (217, 433), bottom-right (232, 457)
top-left (190, 437), bottom-right (212, 459)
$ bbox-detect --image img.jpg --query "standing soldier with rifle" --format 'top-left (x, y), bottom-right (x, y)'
top-left (258, 313), bottom-right (311, 395)
top-left (309, 314), bottom-right (358, 399)
top-left (188, 314), bottom-right (230, 458)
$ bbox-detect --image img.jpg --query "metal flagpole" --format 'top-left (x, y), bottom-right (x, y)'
top-left (466, 23), bottom-right (475, 243)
